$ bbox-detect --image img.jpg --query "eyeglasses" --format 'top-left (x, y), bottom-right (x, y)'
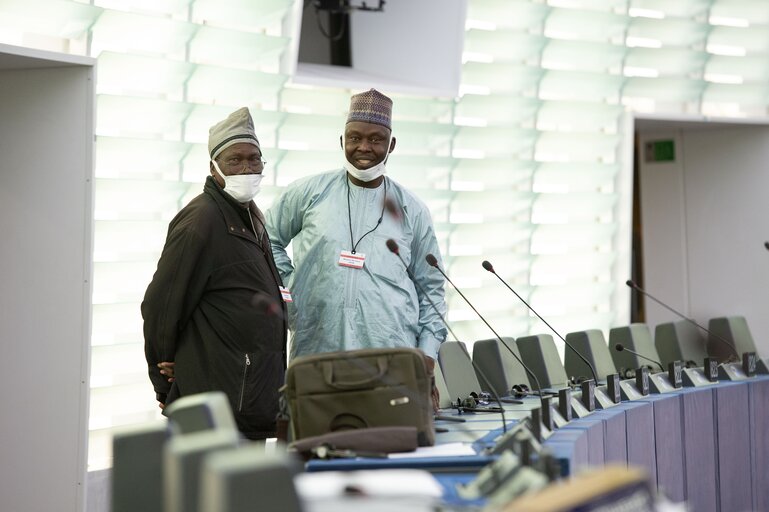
top-left (221, 156), bottom-right (267, 173)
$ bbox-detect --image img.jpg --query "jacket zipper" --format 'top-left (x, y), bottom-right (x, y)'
top-left (247, 211), bottom-right (261, 248)
top-left (238, 353), bottom-right (251, 412)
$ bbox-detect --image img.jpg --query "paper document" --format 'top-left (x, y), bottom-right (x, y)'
top-left (388, 442), bottom-right (477, 459)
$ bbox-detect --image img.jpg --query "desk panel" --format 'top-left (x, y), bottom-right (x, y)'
top-left (749, 378), bottom-right (769, 511)
top-left (593, 409), bottom-right (627, 465)
top-left (714, 383), bottom-right (752, 512)
top-left (622, 402), bottom-right (657, 487)
top-left (681, 387), bottom-right (717, 512)
top-left (645, 394), bottom-right (684, 502)
top-left (559, 419), bottom-right (605, 467)
top-left (546, 430), bottom-right (589, 476)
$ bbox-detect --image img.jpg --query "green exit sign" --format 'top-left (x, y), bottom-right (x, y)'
top-left (644, 139), bottom-right (676, 163)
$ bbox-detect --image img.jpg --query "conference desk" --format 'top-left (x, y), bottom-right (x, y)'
top-left (307, 376), bottom-right (769, 511)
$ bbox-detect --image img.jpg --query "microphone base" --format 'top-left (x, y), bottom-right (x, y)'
top-left (556, 387), bottom-right (595, 420)
top-left (619, 379), bottom-right (646, 401)
top-left (569, 394), bottom-right (592, 418)
top-left (456, 451), bottom-right (521, 500)
top-left (551, 406), bottom-right (568, 429)
top-left (649, 372), bottom-right (679, 394)
top-left (487, 420), bottom-right (543, 456)
top-left (681, 367), bottom-right (718, 387)
top-left (594, 386), bottom-right (620, 409)
top-left (718, 362), bottom-right (752, 381)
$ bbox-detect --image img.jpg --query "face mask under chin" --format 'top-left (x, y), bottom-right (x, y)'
top-left (343, 136), bottom-right (391, 183)
top-left (212, 160), bottom-right (263, 203)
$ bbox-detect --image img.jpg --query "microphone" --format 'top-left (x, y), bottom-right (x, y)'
top-left (481, 260), bottom-right (599, 384)
top-left (765, 241), bottom-right (769, 251)
top-left (424, 253), bottom-right (548, 403)
top-left (386, 240), bottom-right (508, 431)
top-left (625, 280), bottom-right (739, 360)
top-left (614, 343), bottom-right (664, 372)
top-left (384, 198), bottom-right (402, 222)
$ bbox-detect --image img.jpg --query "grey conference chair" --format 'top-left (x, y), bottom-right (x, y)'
top-left (111, 422), bottom-right (168, 512)
top-left (708, 315), bottom-right (758, 362)
top-left (438, 341), bottom-right (482, 402)
top-left (609, 323), bottom-right (663, 375)
top-left (164, 429), bottom-right (240, 512)
top-left (515, 334), bottom-right (569, 390)
top-left (472, 337), bottom-right (531, 397)
top-left (564, 329), bottom-right (616, 383)
top-left (200, 445), bottom-right (302, 512)
top-left (655, 320), bottom-right (707, 367)
top-left (165, 391), bottom-right (238, 436)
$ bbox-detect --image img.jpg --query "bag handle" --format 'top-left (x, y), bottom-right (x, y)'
top-left (322, 356), bottom-right (388, 389)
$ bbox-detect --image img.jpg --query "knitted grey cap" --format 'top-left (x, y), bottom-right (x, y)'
top-left (208, 107), bottom-right (260, 160)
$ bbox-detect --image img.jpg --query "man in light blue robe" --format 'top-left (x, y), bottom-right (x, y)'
top-left (265, 89), bottom-right (448, 368)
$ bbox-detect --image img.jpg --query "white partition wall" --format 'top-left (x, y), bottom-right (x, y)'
top-left (637, 117), bottom-right (769, 357)
top-left (0, 44), bottom-right (95, 512)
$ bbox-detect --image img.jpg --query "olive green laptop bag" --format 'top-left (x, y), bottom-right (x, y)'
top-left (284, 347), bottom-right (435, 446)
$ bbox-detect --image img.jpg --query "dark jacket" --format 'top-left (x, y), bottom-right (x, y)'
top-left (142, 176), bottom-right (287, 439)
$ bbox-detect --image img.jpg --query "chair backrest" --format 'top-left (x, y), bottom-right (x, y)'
top-left (609, 323), bottom-right (662, 373)
top-left (165, 391), bottom-right (238, 436)
top-left (438, 341), bottom-right (481, 402)
top-left (708, 316), bottom-right (759, 361)
top-left (164, 429), bottom-right (240, 512)
top-left (112, 422), bottom-right (168, 512)
top-left (515, 334), bottom-right (569, 389)
top-left (200, 445), bottom-right (302, 512)
top-left (655, 320), bottom-right (707, 366)
top-left (564, 329), bottom-right (616, 383)
top-left (432, 362), bottom-right (454, 409)
top-left (472, 337), bottom-right (531, 396)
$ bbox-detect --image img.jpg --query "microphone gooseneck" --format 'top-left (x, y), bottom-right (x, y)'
top-left (425, 253), bottom-right (546, 400)
top-left (386, 241), bottom-right (507, 431)
top-left (625, 280), bottom-right (739, 360)
top-left (614, 343), bottom-right (664, 371)
top-left (483, 260), bottom-right (599, 384)
top-left (387, 240), bottom-right (461, 343)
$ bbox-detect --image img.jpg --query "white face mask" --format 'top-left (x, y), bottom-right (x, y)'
top-left (212, 160), bottom-right (263, 203)
top-left (343, 135), bottom-right (391, 183)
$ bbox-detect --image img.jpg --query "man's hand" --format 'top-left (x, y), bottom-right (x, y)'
top-left (424, 356), bottom-right (440, 413)
top-left (158, 361), bottom-right (175, 382)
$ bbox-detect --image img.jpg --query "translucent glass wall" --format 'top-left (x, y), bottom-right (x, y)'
top-left (1, 0), bottom-right (767, 468)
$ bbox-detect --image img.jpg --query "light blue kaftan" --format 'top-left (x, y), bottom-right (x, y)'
top-left (265, 170), bottom-right (447, 360)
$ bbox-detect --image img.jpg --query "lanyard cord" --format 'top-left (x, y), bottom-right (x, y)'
top-left (346, 176), bottom-right (387, 254)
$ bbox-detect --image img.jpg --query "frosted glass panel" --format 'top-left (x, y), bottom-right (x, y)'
top-left (189, 26), bottom-right (289, 71)
top-left (466, 0), bottom-right (549, 30)
top-left (456, 95), bottom-right (539, 127)
top-left (545, 9), bottom-right (627, 44)
top-left (90, 9), bottom-right (197, 57)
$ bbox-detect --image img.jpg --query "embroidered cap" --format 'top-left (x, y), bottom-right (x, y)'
top-left (208, 107), bottom-right (260, 160)
top-left (346, 88), bottom-right (392, 130)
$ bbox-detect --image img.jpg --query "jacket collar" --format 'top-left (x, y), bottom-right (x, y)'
top-left (204, 176), bottom-right (264, 242)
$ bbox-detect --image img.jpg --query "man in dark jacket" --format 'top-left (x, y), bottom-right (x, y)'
top-left (142, 107), bottom-right (287, 440)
